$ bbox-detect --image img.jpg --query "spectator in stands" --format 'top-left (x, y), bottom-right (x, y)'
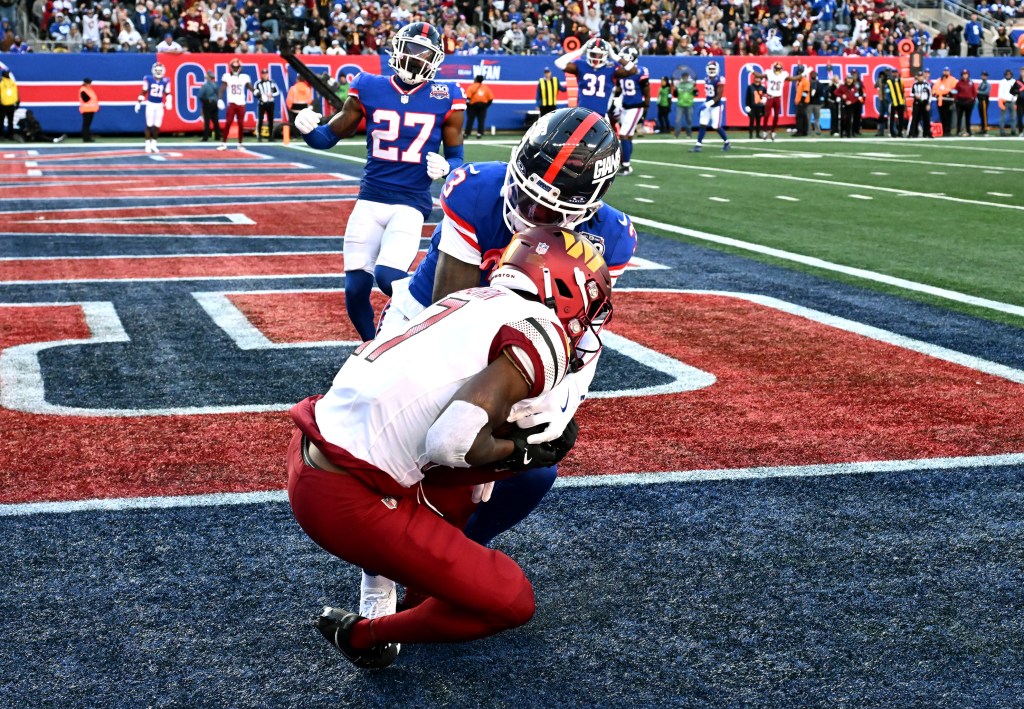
top-left (464, 74), bottom-right (493, 138)
top-left (997, 68), bottom-right (1017, 134)
top-left (964, 14), bottom-right (983, 56)
top-left (0, 0), bottom-right (16, 31)
top-left (992, 26), bottom-right (1014, 56)
top-left (945, 22), bottom-right (963, 57)
top-left (955, 68), bottom-right (978, 136)
top-left (502, 20), bottom-right (525, 53)
top-left (155, 33), bottom-right (185, 53)
top-left (182, 4), bottom-right (208, 52)
top-left (81, 5), bottom-right (101, 46)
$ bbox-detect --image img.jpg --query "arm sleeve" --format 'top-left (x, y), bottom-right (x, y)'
top-left (443, 143), bottom-right (465, 171)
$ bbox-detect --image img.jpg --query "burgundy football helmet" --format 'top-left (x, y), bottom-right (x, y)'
top-left (488, 226), bottom-right (613, 360)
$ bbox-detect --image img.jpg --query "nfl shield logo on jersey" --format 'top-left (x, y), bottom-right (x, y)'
top-left (430, 84), bottom-right (450, 99)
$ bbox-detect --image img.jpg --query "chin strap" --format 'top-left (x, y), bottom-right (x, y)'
top-left (542, 267), bottom-right (555, 309)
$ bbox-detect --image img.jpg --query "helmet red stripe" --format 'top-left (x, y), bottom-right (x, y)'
top-left (542, 111), bottom-right (601, 185)
top-left (421, 23), bottom-right (430, 36)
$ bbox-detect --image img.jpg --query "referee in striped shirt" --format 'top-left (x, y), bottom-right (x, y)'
top-left (254, 68), bottom-right (280, 142)
top-left (536, 67), bottom-right (565, 116)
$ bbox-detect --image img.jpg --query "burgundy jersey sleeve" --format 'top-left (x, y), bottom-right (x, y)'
top-left (488, 315), bottom-right (572, 398)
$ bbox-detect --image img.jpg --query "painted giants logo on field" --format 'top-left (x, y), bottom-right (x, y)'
top-left (3, 288), bottom-right (1024, 505)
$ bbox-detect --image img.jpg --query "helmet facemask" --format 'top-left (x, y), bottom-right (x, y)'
top-left (390, 31), bottom-right (444, 84)
top-left (502, 162), bottom-right (599, 234)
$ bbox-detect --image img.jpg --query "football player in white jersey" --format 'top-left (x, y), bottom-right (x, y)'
top-left (762, 60), bottom-right (798, 141)
top-left (135, 62), bottom-right (172, 154)
top-left (287, 226), bottom-right (614, 668)
top-left (217, 57), bottom-right (252, 151)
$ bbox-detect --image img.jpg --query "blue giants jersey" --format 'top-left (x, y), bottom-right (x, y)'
top-left (350, 73), bottom-right (467, 218)
top-left (407, 161), bottom-right (637, 308)
top-left (574, 61), bottom-right (618, 114)
top-left (142, 75), bottom-right (171, 104)
top-left (619, 66), bottom-right (649, 109)
top-left (705, 74), bottom-right (725, 102)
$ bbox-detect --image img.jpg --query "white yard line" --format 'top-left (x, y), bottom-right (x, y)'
top-left (4, 452), bottom-right (1023, 517)
top-left (628, 215), bottom-right (1024, 319)
top-left (729, 144), bottom-right (1024, 173)
top-left (632, 158), bottom-right (1024, 212)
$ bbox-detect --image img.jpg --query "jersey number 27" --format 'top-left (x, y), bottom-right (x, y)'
top-left (371, 109), bottom-right (436, 163)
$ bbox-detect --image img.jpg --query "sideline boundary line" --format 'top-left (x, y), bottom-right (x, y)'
top-left (4, 452), bottom-right (1023, 517)
top-left (630, 216), bottom-right (1024, 319)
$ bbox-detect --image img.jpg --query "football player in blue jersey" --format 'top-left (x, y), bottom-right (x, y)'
top-left (614, 46), bottom-right (649, 176)
top-left (557, 38), bottom-right (637, 117)
top-left (691, 60), bottom-right (731, 153)
top-left (135, 62), bottom-right (172, 154)
top-left (358, 107), bottom-right (637, 619)
top-left (294, 22), bottom-right (466, 341)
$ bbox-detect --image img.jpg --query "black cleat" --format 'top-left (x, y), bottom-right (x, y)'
top-left (314, 607), bottom-right (399, 669)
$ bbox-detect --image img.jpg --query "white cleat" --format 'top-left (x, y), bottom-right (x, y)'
top-left (216, 143), bottom-right (228, 151)
top-left (151, 144), bottom-right (160, 154)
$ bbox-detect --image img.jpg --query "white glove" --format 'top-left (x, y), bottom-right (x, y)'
top-left (294, 106), bottom-right (322, 135)
top-left (164, 96), bottom-right (172, 110)
top-left (472, 481), bottom-right (494, 504)
top-left (217, 99), bottom-right (225, 110)
top-left (134, 102), bottom-right (141, 114)
top-left (507, 372), bottom-right (585, 444)
top-left (425, 151), bottom-right (451, 180)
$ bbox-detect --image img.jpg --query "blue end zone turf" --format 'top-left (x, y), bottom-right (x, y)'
top-left (1, 467), bottom-right (1022, 707)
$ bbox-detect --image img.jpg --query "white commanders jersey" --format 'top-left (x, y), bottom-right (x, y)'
top-left (766, 70), bottom-right (789, 98)
top-left (222, 71), bottom-right (252, 105)
top-left (315, 285), bottom-right (572, 486)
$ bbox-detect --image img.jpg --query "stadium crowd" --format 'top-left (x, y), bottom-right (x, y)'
top-left (1, 0), bottom-right (1021, 58)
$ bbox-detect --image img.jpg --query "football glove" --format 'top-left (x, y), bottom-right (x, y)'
top-left (294, 106), bottom-right (322, 135)
top-left (507, 372), bottom-right (586, 444)
top-left (164, 96), bottom-right (173, 110)
top-left (217, 99), bottom-right (225, 110)
top-left (134, 102), bottom-right (141, 114)
top-left (496, 423), bottom-right (561, 472)
top-left (425, 151), bottom-right (451, 180)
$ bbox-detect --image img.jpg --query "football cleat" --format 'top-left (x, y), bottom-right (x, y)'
top-left (314, 607), bottom-right (400, 669)
top-left (619, 165), bottom-right (633, 176)
top-left (722, 143), bottom-right (731, 152)
top-left (690, 145), bottom-right (702, 152)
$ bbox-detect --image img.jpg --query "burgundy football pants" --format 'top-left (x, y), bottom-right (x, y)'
top-left (765, 95), bottom-right (783, 131)
top-left (286, 430), bottom-right (535, 645)
top-left (222, 103), bottom-right (246, 142)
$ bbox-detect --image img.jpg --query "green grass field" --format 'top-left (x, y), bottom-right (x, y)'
top-left (319, 133), bottom-right (1024, 327)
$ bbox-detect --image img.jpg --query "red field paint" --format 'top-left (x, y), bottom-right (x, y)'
top-left (3, 200), bottom-right (356, 237)
top-left (230, 290), bottom-right (390, 343)
top-left (3, 291), bottom-right (1023, 505)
